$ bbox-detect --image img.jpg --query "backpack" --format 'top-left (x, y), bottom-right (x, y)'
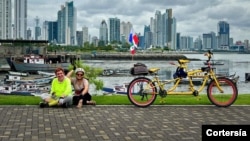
top-left (130, 63), bottom-right (148, 75)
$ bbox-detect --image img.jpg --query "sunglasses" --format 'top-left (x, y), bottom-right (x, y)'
top-left (76, 73), bottom-right (83, 76)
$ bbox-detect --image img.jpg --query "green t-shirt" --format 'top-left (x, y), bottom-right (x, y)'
top-left (50, 77), bottom-right (72, 98)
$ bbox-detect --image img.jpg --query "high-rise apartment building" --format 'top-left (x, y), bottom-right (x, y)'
top-left (218, 21), bottom-right (230, 49)
top-left (14, 0), bottom-right (27, 39)
top-left (0, 0), bottom-right (12, 39)
top-left (82, 26), bottom-right (88, 46)
top-left (57, 1), bottom-right (77, 45)
top-left (150, 9), bottom-right (176, 49)
top-left (109, 17), bottom-right (120, 43)
top-left (99, 20), bottom-right (108, 45)
top-left (44, 21), bottom-right (58, 43)
top-left (120, 21), bottom-right (132, 43)
top-left (144, 25), bottom-right (152, 49)
top-left (34, 16), bottom-right (41, 40)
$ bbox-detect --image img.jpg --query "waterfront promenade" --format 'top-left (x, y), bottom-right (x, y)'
top-left (0, 105), bottom-right (249, 141)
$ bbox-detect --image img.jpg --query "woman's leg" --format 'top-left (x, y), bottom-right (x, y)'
top-left (83, 93), bottom-right (96, 105)
top-left (72, 96), bottom-right (80, 105)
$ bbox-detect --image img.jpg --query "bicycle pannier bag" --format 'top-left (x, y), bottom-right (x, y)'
top-left (130, 63), bottom-right (148, 75)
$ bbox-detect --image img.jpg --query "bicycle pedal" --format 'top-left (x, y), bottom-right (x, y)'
top-left (159, 98), bottom-right (166, 103)
top-left (195, 96), bottom-right (201, 101)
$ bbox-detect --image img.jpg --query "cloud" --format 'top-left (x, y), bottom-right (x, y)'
top-left (26, 0), bottom-right (250, 41)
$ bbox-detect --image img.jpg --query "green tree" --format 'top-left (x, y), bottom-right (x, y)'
top-left (68, 60), bottom-right (104, 91)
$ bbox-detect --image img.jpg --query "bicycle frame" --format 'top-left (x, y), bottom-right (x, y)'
top-left (148, 66), bottom-right (223, 95)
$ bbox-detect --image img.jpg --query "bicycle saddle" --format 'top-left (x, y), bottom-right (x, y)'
top-left (148, 68), bottom-right (160, 74)
top-left (178, 59), bottom-right (190, 64)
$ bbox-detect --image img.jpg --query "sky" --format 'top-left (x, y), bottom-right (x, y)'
top-left (27, 0), bottom-right (250, 42)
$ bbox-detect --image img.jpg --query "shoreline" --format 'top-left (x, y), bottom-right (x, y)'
top-left (82, 53), bottom-right (200, 61)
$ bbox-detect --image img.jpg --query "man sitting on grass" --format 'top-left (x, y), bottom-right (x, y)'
top-left (39, 67), bottom-right (72, 108)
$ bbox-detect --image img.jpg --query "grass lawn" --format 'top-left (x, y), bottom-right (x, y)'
top-left (0, 94), bottom-right (250, 106)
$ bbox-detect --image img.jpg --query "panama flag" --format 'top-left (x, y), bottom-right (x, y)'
top-left (129, 29), bottom-right (139, 55)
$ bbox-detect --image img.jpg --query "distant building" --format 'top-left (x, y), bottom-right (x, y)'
top-left (14, 0), bottom-right (27, 39)
top-left (99, 20), bottom-right (108, 45)
top-left (150, 9), bottom-right (176, 49)
top-left (109, 17), bottom-right (120, 43)
top-left (218, 21), bottom-right (230, 50)
top-left (82, 26), bottom-right (88, 46)
top-left (0, 0), bottom-right (12, 39)
top-left (27, 28), bottom-right (32, 40)
top-left (120, 21), bottom-right (132, 43)
top-left (91, 36), bottom-right (98, 47)
top-left (180, 36), bottom-right (193, 50)
top-left (57, 1), bottom-right (77, 45)
top-left (143, 25), bottom-right (151, 49)
top-left (194, 36), bottom-right (202, 50)
top-left (43, 21), bottom-right (58, 43)
top-left (76, 31), bottom-right (83, 46)
top-left (34, 17), bottom-right (41, 40)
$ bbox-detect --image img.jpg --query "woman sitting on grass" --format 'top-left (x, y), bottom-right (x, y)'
top-left (67, 67), bottom-right (96, 108)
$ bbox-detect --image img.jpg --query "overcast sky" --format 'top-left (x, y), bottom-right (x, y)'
top-left (27, 0), bottom-right (250, 42)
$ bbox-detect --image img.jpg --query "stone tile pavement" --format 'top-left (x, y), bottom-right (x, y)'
top-left (0, 105), bottom-right (249, 141)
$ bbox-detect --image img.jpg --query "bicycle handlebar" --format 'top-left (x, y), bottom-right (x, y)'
top-left (205, 50), bottom-right (213, 62)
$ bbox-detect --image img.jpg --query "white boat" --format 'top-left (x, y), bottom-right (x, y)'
top-left (37, 71), bottom-right (55, 76)
top-left (0, 80), bottom-right (51, 96)
top-left (102, 83), bottom-right (129, 94)
top-left (8, 71), bottom-right (29, 77)
top-left (4, 74), bottom-right (54, 85)
top-left (204, 61), bottom-right (224, 65)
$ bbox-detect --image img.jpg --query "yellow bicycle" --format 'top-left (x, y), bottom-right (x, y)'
top-left (127, 50), bottom-right (238, 107)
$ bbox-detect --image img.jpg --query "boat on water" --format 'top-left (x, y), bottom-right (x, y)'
top-left (6, 54), bottom-right (77, 73)
top-left (0, 81), bottom-right (49, 96)
top-left (203, 61), bottom-right (224, 65)
top-left (4, 74), bottom-right (54, 85)
top-left (8, 71), bottom-right (29, 77)
top-left (37, 71), bottom-right (55, 76)
top-left (102, 69), bottom-right (130, 76)
top-left (102, 83), bottom-right (129, 94)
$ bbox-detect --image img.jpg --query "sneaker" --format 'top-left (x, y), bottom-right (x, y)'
top-left (39, 102), bottom-right (48, 108)
top-left (39, 102), bottom-right (45, 108)
top-left (62, 102), bottom-right (69, 108)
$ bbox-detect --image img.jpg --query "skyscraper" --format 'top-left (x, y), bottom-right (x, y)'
top-left (109, 17), bottom-right (120, 43)
top-left (82, 26), bottom-right (88, 46)
top-left (120, 21), bottom-right (132, 43)
top-left (34, 16), bottom-right (41, 40)
top-left (14, 0), bottom-right (27, 39)
top-left (57, 1), bottom-right (77, 45)
top-left (150, 9), bottom-right (176, 49)
top-left (0, 0), bottom-right (12, 39)
top-left (99, 20), bottom-right (108, 45)
top-left (218, 21), bottom-right (230, 49)
top-left (44, 21), bottom-right (58, 43)
top-left (144, 25), bottom-right (152, 49)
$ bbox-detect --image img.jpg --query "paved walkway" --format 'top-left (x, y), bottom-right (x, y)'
top-left (0, 105), bottom-right (249, 141)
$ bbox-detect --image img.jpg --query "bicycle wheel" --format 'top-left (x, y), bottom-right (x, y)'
top-left (207, 77), bottom-right (238, 107)
top-left (127, 77), bottom-right (157, 108)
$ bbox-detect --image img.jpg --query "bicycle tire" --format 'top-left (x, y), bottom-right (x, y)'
top-left (207, 77), bottom-right (238, 107)
top-left (127, 77), bottom-right (157, 108)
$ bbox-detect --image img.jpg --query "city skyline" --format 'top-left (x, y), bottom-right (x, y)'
top-left (25, 0), bottom-right (250, 42)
